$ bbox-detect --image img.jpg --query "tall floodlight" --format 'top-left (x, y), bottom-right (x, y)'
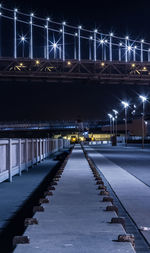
top-left (125, 36), bottom-right (129, 62)
top-left (133, 46), bottom-right (137, 61)
top-left (46, 18), bottom-right (50, 60)
top-left (14, 9), bottom-right (17, 59)
top-left (127, 45), bottom-right (132, 61)
top-left (121, 101), bottom-right (129, 146)
top-left (109, 33), bottom-right (113, 61)
top-left (112, 117), bottom-right (115, 135)
top-left (30, 13), bottom-right (34, 59)
top-left (89, 36), bottom-right (93, 60)
top-left (113, 110), bottom-right (118, 136)
top-left (108, 114), bottom-right (113, 137)
top-left (78, 26), bottom-right (82, 61)
top-left (21, 36), bottom-right (25, 57)
top-left (119, 43), bottom-right (122, 61)
top-left (74, 33), bottom-right (77, 60)
top-left (141, 40), bottom-right (144, 62)
top-left (62, 22), bottom-right (65, 61)
top-left (53, 42), bottom-right (57, 59)
top-left (94, 29), bottom-right (97, 61)
top-left (104, 40), bottom-right (107, 61)
top-left (148, 49), bottom-right (150, 62)
top-left (139, 95), bottom-right (147, 148)
top-left (100, 39), bottom-right (104, 60)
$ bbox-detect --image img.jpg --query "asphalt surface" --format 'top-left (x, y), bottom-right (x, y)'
top-left (91, 144), bottom-right (150, 187)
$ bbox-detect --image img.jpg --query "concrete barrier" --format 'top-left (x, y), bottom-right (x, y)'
top-left (0, 138), bottom-right (70, 183)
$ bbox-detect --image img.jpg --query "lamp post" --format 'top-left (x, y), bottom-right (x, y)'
top-left (21, 36), bottom-right (25, 57)
top-left (62, 22), bottom-right (66, 61)
top-left (109, 33), bottom-right (113, 61)
top-left (89, 36), bottom-right (93, 60)
top-left (30, 13), bottom-right (34, 59)
top-left (100, 39), bottom-right (104, 61)
top-left (113, 110), bottom-right (118, 136)
top-left (119, 43), bottom-right (122, 61)
top-left (108, 114), bottom-right (113, 137)
top-left (125, 36), bottom-right (129, 62)
top-left (14, 8), bottom-right (17, 59)
top-left (133, 46), bottom-right (137, 61)
top-left (53, 43), bottom-right (57, 59)
top-left (78, 26), bottom-right (82, 61)
top-left (141, 40), bottom-right (144, 62)
top-left (94, 29), bottom-right (97, 61)
top-left (139, 95), bottom-right (147, 148)
top-left (74, 33), bottom-right (78, 60)
top-left (112, 117), bottom-right (115, 135)
top-left (122, 101), bottom-right (129, 146)
top-left (46, 18), bottom-right (50, 60)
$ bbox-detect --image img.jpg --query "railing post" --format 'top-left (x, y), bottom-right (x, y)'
top-left (8, 139), bottom-right (12, 182)
top-left (19, 139), bottom-right (22, 176)
top-left (39, 139), bottom-right (41, 162)
top-left (25, 139), bottom-right (28, 171)
top-left (36, 139), bottom-right (38, 164)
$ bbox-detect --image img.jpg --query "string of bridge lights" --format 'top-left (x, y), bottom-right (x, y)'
top-left (1, 4), bottom-right (150, 62)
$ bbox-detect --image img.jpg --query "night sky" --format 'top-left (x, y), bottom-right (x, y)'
top-left (1, 0), bottom-right (150, 122)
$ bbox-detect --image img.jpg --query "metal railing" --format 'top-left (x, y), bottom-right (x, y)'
top-left (0, 138), bottom-right (70, 183)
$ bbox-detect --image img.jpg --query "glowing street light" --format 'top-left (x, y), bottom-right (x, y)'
top-left (74, 33), bottom-right (78, 60)
top-left (112, 117), bottom-right (115, 135)
top-left (141, 39), bottom-right (144, 62)
top-left (133, 46), bottom-right (137, 61)
top-left (139, 95), bottom-right (147, 148)
top-left (119, 43), bottom-right (122, 61)
top-left (78, 26), bottom-right (82, 61)
top-left (94, 29), bottom-right (97, 61)
top-left (109, 32), bottom-right (113, 61)
top-left (113, 109), bottom-right (119, 136)
top-left (52, 42), bottom-right (57, 59)
top-left (14, 8), bottom-right (17, 59)
top-left (20, 36), bottom-right (26, 57)
top-left (30, 13), bottom-right (34, 59)
top-left (108, 113), bottom-right (113, 136)
top-left (46, 18), bottom-right (50, 60)
top-left (125, 36), bottom-right (129, 62)
top-left (122, 101), bottom-right (129, 146)
top-left (89, 36), bottom-right (93, 60)
top-left (62, 21), bottom-right (66, 61)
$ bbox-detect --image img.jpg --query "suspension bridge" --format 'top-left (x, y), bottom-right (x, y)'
top-left (0, 4), bottom-right (150, 84)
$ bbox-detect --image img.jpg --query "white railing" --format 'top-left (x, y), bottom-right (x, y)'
top-left (0, 138), bottom-right (70, 183)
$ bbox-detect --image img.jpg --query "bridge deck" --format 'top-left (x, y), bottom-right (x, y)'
top-left (14, 145), bottom-right (134, 253)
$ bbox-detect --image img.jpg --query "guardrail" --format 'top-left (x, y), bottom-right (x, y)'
top-left (0, 138), bottom-right (70, 183)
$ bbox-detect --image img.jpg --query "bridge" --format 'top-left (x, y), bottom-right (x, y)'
top-left (0, 5), bottom-right (150, 84)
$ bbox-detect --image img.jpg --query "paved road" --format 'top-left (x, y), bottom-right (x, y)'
top-left (86, 144), bottom-right (150, 249)
top-left (90, 144), bottom-right (150, 187)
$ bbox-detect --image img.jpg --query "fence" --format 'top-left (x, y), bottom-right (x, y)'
top-left (0, 138), bottom-right (70, 183)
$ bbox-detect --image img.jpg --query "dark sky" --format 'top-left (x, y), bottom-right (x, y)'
top-left (1, 0), bottom-right (150, 122)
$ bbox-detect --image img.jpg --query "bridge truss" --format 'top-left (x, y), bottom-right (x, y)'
top-left (0, 58), bottom-right (150, 85)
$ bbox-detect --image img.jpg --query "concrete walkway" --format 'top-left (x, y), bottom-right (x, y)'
top-left (86, 146), bottom-right (150, 247)
top-left (14, 145), bottom-right (135, 253)
top-left (0, 151), bottom-right (64, 232)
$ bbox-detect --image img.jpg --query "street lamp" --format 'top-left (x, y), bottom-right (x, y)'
top-left (108, 114), bottom-right (113, 137)
top-left (52, 42), bottom-right (57, 59)
top-left (21, 36), bottom-right (25, 57)
top-left (112, 117), bottom-right (115, 135)
top-left (141, 39), bottom-right (144, 62)
top-left (121, 101), bottom-right (129, 146)
top-left (113, 109), bottom-right (118, 136)
top-left (109, 32), bottom-right (113, 61)
top-left (94, 29), bottom-right (97, 61)
top-left (125, 36), bottom-right (129, 62)
top-left (139, 95), bottom-right (147, 148)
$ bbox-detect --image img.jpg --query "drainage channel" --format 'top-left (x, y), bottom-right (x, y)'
top-left (82, 146), bottom-right (150, 253)
top-left (0, 148), bottom-right (72, 253)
